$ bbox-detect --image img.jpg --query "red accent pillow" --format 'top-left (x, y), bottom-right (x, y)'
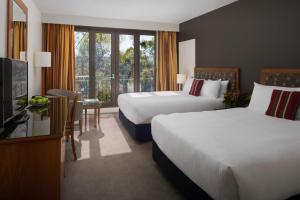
top-left (189, 79), bottom-right (204, 96)
top-left (266, 89), bottom-right (300, 120)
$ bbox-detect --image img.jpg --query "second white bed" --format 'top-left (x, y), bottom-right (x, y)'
top-left (152, 108), bottom-right (300, 200)
top-left (118, 91), bottom-right (224, 124)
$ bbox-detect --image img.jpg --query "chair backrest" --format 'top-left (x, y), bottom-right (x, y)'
top-left (69, 92), bottom-right (78, 130)
top-left (47, 89), bottom-right (82, 101)
top-left (48, 89), bottom-right (83, 122)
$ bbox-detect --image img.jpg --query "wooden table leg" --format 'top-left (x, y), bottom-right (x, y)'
top-left (79, 119), bottom-right (83, 136)
top-left (85, 108), bottom-right (87, 128)
top-left (94, 108), bottom-right (97, 128)
top-left (98, 107), bottom-right (100, 124)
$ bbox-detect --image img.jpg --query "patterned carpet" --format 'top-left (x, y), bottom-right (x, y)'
top-left (62, 113), bottom-right (184, 200)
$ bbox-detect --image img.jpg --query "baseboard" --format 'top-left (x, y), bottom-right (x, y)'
top-left (85, 107), bottom-right (118, 114)
top-left (100, 107), bottom-right (119, 113)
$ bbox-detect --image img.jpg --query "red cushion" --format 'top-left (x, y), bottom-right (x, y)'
top-left (189, 79), bottom-right (204, 96)
top-left (266, 89), bottom-right (300, 120)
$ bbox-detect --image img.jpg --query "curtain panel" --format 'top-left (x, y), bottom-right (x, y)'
top-left (42, 23), bottom-right (75, 94)
top-left (156, 31), bottom-right (178, 91)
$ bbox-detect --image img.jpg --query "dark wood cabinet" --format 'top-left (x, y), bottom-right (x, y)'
top-left (0, 96), bottom-right (68, 200)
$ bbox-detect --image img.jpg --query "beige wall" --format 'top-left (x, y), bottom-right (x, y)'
top-left (0, 0), bottom-right (42, 97)
top-left (179, 39), bottom-right (196, 77)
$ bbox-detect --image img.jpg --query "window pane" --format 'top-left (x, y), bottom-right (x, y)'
top-left (140, 35), bottom-right (155, 92)
top-left (119, 34), bottom-right (134, 94)
top-left (95, 33), bottom-right (112, 103)
top-left (75, 31), bottom-right (89, 98)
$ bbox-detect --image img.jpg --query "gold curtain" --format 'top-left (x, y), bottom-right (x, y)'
top-left (13, 21), bottom-right (27, 59)
top-left (156, 31), bottom-right (178, 91)
top-left (42, 23), bottom-right (75, 95)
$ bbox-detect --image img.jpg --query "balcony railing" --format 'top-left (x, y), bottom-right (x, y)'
top-left (75, 75), bottom-right (154, 102)
top-left (75, 75), bottom-right (89, 98)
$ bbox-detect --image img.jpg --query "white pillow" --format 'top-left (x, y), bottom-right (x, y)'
top-left (182, 78), bottom-right (194, 94)
top-left (219, 80), bottom-right (229, 98)
top-left (248, 82), bottom-right (300, 119)
top-left (200, 79), bottom-right (221, 99)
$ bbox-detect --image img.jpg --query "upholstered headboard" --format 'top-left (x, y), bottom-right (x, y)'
top-left (260, 67), bottom-right (300, 87)
top-left (194, 67), bottom-right (240, 92)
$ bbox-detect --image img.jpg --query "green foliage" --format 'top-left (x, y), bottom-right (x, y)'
top-left (223, 93), bottom-right (251, 108)
top-left (75, 32), bottom-right (89, 76)
top-left (75, 32), bottom-right (156, 101)
top-left (97, 90), bottom-right (111, 102)
top-left (139, 36), bottom-right (155, 92)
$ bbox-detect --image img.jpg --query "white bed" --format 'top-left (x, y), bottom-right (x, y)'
top-left (118, 67), bottom-right (240, 141)
top-left (118, 67), bottom-right (240, 125)
top-left (118, 91), bottom-right (224, 124)
top-left (152, 108), bottom-right (300, 200)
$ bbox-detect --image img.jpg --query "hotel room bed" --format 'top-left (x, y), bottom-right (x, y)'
top-left (118, 91), bottom-right (224, 124)
top-left (152, 67), bottom-right (300, 200)
top-left (118, 67), bottom-right (240, 142)
top-left (152, 108), bottom-right (300, 200)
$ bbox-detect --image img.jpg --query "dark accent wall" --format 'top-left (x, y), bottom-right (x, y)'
top-left (179, 0), bottom-right (300, 92)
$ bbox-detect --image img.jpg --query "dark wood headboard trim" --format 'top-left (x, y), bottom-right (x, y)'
top-left (194, 67), bottom-right (240, 92)
top-left (260, 67), bottom-right (300, 85)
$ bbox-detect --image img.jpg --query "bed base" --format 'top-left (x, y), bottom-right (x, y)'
top-left (153, 141), bottom-right (300, 200)
top-left (119, 109), bottom-right (152, 142)
top-left (152, 141), bottom-right (213, 200)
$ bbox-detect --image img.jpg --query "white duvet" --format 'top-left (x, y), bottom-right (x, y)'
top-left (118, 91), bottom-right (224, 124)
top-left (152, 108), bottom-right (300, 200)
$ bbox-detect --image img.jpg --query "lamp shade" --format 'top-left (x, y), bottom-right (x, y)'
top-left (35, 52), bottom-right (51, 67)
top-left (177, 74), bottom-right (187, 84)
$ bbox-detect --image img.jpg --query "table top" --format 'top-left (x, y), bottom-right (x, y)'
top-left (0, 96), bottom-right (68, 143)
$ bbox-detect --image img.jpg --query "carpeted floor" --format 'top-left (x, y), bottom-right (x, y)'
top-left (62, 113), bottom-right (184, 200)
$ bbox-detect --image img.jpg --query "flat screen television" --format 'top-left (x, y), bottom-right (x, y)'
top-left (0, 58), bottom-right (28, 133)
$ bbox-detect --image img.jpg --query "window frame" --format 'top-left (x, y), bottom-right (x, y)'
top-left (75, 26), bottom-right (156, 106)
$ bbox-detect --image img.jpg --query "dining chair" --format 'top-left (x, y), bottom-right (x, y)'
top-left (65, 92), bottom-right (78, 161)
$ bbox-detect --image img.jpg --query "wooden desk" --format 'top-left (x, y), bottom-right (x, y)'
top-left (0, 96), bottom-right (68, 200)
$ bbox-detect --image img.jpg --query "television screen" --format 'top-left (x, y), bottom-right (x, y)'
top-left (0, 58), bottom-right (3, 129)
top-left (12, 60), bottom-right (28, 115)
top-left (2, 59), bottom-right (28, 124)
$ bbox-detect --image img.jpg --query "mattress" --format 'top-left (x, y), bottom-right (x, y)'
top-left (151, 108), bottom-right (300, 200)
top-left (117, 91), bottom-right (224, 124)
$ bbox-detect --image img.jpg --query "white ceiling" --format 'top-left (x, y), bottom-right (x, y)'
top-left (33, 0), bottom-right (237, 24)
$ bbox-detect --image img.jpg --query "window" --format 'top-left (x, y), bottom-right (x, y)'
top-left (75, 31), bottom-right (89, 98)
top-left (95, 33), bottom-right (112, 103)
top-left (119, 34), bottom-right (135, 94)
top-left (140, 35), bottom-right (155, 92)
top-left (75, 27), bottom-right (156, 107)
